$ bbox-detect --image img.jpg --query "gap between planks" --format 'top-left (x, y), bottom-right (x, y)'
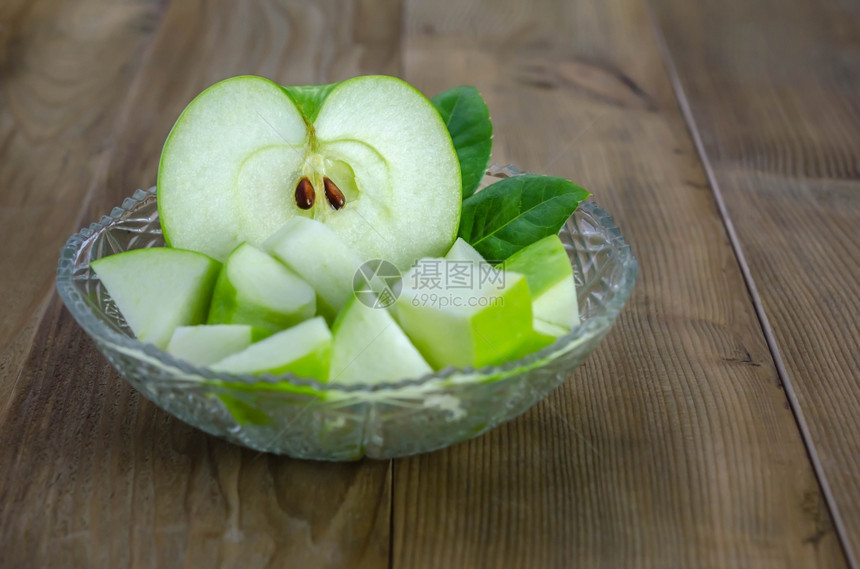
top-left (642, 1), bottom-right (858, 567)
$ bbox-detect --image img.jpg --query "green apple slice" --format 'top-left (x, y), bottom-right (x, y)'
top-left (264, 217), bottom-right (364, 320)
top-left (158, 75), bottom-right (461, 268)
top-left (166, 324), bottom-right (269, 366)
top-left (444, 237), bottom-right (487, 264)
top-left (90, 248), bottom-right (220, 349)
top-left (394, 260), bottom-right (536, 369)
top-left (534, 319), bottom-right (569, 338)
top-left (508, 328), bottom-right (557, 360)
top-left (330, 298), bottom-right (432, 384)
top-left (501, 235), bottom-right (579, 330)
top-left (207, 242), bottom-right (315, 332)
top-left (210, 317), bottom-right (331, 381)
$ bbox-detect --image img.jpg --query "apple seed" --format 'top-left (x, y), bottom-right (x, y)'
top-left (323, 177), bottom-right (346, 210)
top-left (295, 177), bottom-right (315, 210)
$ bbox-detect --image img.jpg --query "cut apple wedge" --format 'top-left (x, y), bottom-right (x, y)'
top-left (207, 242), bottom-right (315, 332)
top-left (90, 248), bottom-right (220, 349)
top-left (395, 260), bottom-right (536, 369)
top-left (534, 319), bottom-right (569, 338)
top-left (264, 217), bottom-right (365, 320)
top-left (501, 235), bottom-right (579, 331)
top-left (444, 237), bottom-right (487, 264)
top-left (158, 75), bottom-right (461, 268)
top-left (508, 328), bottom-right (558, 361)
top-left (210, 317), bottom-right (331, 381)
top-left (166, 324), bottom-right (269, 366)
top-left (330, 298), bottom-right (432, 384)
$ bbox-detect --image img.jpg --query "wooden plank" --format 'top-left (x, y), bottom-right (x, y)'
top-left (0, 1), bottom-right (399, 567)
top-left (648, 0), bottom-right (860, 563)
top-left (0, 0), bottom-right (162, 404)
top-left (393, 0), bottom-right (849, 567)
top-left (1, 307), bottom-right (392, 568)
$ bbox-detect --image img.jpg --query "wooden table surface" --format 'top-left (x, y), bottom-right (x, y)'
top-left (1, 0), bottom-right (858, 567)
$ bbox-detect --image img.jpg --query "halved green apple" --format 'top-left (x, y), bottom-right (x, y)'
top-left (158, 75), bottom-right (462, 268)
top-left (90, 248), bottom-right (220, 349)
top-left (207, 242), bottom-right (315, 331)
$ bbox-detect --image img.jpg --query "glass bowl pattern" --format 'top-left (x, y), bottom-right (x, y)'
top-left (56, 166), bottom-right (638, 460)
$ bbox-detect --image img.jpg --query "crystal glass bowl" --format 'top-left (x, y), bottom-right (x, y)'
top-left (56, 166), bottom-right (638, 460)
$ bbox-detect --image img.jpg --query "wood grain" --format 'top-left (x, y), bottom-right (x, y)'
top-left (0, 1), bottom-right (399, 567)
top-left (0, 304), bottom-right (391, 568)
top-left (3, 0), bottom-right (857, 567)
top-left (649, 0), bottom-right (860, 563)
top-left (0, 0), bottom-right (162, 405)
top-left (392, 0), bottom-right (848, 567)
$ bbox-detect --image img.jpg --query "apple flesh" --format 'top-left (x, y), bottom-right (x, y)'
top-left (394, 260), bottom-right (536, 369)
top-left (534, 319), bottom-right (569, 338)
top-left (207, 242), bottom-right (315, 332)
top-left (210, 317), bottom-right (331, 381)
top-left (444, 237), bottom-right (487, 264)
top-left (264, 217), bottom-right (365, 320)
top-left (330, 298), bottom-right (432, 384)
top-left (157, 75), bottom-right (461, 268)
top-left (166, 324), bottom-right (269, 366)
top-left (90, 248), bottom-right (220, 349)
top-left (501, 235), bottom-right (579, 331)
top-left (441, 239), bottom-right (559, 355)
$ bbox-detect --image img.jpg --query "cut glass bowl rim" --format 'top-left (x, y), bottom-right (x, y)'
top-left (57, 167), bottom-right (638, 394)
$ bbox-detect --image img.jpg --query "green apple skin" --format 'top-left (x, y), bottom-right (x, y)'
top-left (505, 331), bottom-right (557, 362)
top-left (157, 75), bottom-right (461, 268)
top-left (210, 317), bottom-right (331, 381)
top-left (166, 324), bottom-right (270, 366)
top-left (90, 248), bottom-right (221, 349)
top-left (330, 298), bottom-right (432, 384)
top-left (394, 261), bottom-right (536, 369)
top-left (500, 235), bottom-right (579, 330)
top-left (265, 217), bottom-right (370, 321)
top-left (216, 394), bottom-right (274, 426)
top-left (207, 243), bottom-right (315, 332)
top-left (444, 237), bottom-right (487, 264)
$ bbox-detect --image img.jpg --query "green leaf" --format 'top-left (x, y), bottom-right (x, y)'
top-left (458, 175), bottom-right (590, 261)
top-left (432, 86), bottom-right (493, 198)
top-left (282, 83), bottom-right (339, 122)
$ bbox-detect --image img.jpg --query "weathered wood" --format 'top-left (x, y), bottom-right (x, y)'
top-left (393, 0), bottom-right (848, 567)
top-left (0, 1), bottom-right (399, 567)
top-left (0, 307), bottom-right (391, 568)
top-left (4, 0), bottom-right (858, 567)
top-left (649, 0), bottom-right (860, 563)
top-left (0, 0), bottom-right (162, 403)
